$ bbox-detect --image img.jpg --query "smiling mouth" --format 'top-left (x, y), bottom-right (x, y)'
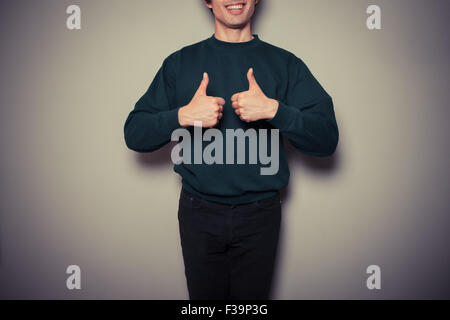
top-left (225, 2), bottom-right (246, 14)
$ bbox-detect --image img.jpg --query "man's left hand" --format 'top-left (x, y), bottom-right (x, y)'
top-left (231, 68), bottom-right (279, 122)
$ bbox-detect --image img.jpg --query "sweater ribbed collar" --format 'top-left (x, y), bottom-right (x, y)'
top-left (206, 33), bottom-right (262, 51)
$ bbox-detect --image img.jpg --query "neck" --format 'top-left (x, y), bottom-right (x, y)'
top-left (213, 21), bottom-right (253, 43)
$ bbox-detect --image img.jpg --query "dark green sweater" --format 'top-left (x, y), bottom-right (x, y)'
top-left (124, 34), bottom-right (339, 204)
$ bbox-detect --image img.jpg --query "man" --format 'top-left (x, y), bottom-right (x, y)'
top-left (124, 0), bottom-right (339, 300)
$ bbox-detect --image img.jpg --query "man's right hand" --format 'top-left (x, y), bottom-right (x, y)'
top-left (178, 72), bottom-right (224, 128)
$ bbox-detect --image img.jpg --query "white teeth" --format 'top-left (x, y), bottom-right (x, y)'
top-left (227, 4), bottom-right (244, 10)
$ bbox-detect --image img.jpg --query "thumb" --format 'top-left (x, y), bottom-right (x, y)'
top-left (195, 72), bottom-right (209, 96)
top-left (247, 68), bottom-right (260, 91)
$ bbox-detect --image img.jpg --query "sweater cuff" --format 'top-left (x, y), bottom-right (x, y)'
top-left (162, 107), bottom-right (182, 134)
top-left (266, 100), bottom-right (300, 131)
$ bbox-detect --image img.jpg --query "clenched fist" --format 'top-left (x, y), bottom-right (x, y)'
top-left (178, 72), bottom-right (225, 128)
top-left (231, 68), bottom-right (279, 122)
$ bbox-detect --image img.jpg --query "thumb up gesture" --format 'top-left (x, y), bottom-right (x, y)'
top-left (179, 72), bottom-right (225, 128)
top-left (231, 68), bottom-right (278, 122)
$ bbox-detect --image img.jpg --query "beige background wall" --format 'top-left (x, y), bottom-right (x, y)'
top-left (0, 0), bottom-right (449, 299)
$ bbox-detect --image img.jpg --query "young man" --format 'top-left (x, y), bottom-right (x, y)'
top-left (124, 0), bottom-right (339, 300)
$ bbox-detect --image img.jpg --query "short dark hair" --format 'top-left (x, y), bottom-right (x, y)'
top-left (204, 0), bottom-right (259, 15)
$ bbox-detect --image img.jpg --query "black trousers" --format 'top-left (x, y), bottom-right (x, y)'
top-left (177, 187), bottom-right (282, 300)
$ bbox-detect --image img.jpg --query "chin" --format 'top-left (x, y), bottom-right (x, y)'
top-left (221, 13), bottom-right (249, 26)
top-left (223, 19), bottom-right (248, 29)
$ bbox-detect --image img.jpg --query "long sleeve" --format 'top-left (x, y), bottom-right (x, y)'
top-left (124, 53), bottom-right (182, 152)
top-left (267, 54), bottom-right (339, 157)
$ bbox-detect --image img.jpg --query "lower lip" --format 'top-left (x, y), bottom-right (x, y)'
top-left (226, 4), bottom-right (245, 15)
